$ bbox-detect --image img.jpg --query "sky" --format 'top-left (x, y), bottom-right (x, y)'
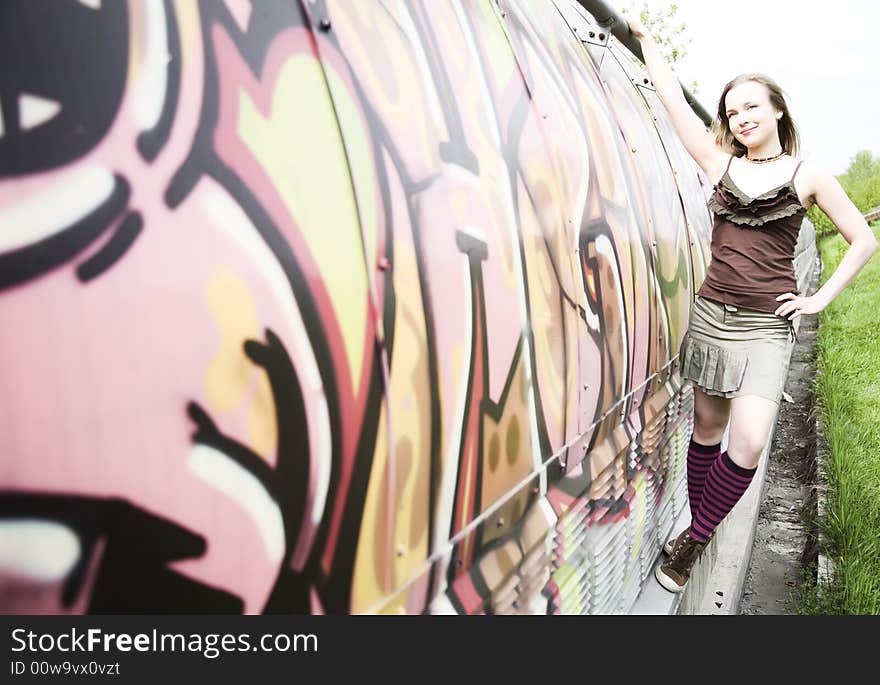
top-left (619, 0), bottom-right (880, 175)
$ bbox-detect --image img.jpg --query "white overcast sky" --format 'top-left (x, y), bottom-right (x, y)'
top-left (619, 0), bottom-right (880, 175)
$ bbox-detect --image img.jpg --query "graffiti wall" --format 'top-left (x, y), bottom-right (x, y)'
top-left (0, 0), bottom-right (809, 614)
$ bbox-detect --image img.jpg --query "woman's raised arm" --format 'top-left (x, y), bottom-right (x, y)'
top-left (625, 13), bottom-right (723, 177)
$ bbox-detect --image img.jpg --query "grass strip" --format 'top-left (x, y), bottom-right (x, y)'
top-left (799, 223), bottom-right (880, 614)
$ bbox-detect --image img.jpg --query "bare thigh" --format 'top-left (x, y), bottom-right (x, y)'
top-left (727, 394), bottom-right (779, 469)
top-left (692, 386), bottom-right (731, 445)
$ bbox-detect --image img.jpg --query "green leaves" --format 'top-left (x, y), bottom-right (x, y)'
top-left (811, 150), bottom-right (880, 238)
top-left (636, 0), bottom-right (692, 65)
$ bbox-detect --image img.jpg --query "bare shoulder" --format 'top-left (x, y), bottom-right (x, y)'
top-left (795, 159), bottom-right (876, 246)
top-left (793, 159), bottom-right (834, 209)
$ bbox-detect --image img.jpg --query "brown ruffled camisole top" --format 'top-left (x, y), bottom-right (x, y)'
top-left (697, 154), bottom-right (807, 314)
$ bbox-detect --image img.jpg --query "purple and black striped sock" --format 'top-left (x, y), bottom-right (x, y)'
top-left (687, 438), bottom-right (722, 518)
top-left (690, 451), bottom-right (756, 542)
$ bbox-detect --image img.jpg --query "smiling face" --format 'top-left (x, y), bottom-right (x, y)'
top-left (724, 80), bottom-right (783, 151)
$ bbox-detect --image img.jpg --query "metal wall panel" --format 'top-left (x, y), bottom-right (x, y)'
top-left (0, 0), bottom-right (813, 615)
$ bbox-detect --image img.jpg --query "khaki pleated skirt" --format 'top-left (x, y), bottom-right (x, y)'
top-left (677, 295), bottom-right (794, 404)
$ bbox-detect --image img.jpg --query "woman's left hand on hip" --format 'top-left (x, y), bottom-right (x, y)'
top-left (774, 292), bottom-right (826, 320)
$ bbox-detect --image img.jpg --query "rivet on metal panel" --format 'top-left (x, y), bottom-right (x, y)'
top-left (318, 18), bottom-right (331, 31)
top-left (631, 147), bottom-right (637, 153)
top-left (643, 78), bottom-right (649, 84)
top-left (598, 33), bottom-right (605, 40)
top-left (378, 256), bottom-right (391, 270)
top-left (531, 485), bottom-right (540, 495)
top-left (395, 544), bottom-right (406, 558)
top-left (589, 31), bottom-right (596, 38)
top-left (496, 518), bottom-right (505, 528)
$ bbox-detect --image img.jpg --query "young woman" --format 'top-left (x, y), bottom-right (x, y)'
top-left (625, 15), bottom-right (878, 593)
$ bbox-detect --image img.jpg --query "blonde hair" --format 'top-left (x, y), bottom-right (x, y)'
top-left (712, 73), bottom-right (800, 157)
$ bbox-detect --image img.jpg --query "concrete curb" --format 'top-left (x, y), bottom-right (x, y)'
top-left (691, 424), bottom-right (775, 614)
top-left (813, 376), bottom-right (833, 585)
top-left (812, 242), bottom-right (831, 584)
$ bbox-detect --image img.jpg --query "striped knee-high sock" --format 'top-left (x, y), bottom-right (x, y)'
top-left (690, 451), bottom-right (756, 542)
top-left (687, 438), bottom-right (722, 517)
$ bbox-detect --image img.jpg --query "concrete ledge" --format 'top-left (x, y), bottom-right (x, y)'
top-left (692, 431), bottom-right (774, 614)
top-left (814, 394), bottom-right (833, 584)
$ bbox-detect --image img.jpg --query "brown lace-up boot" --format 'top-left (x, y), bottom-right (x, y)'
top-left (663, 528), bottom-right (689, 556)
top-left (664, 528), bottom-right (713, 555)
top-left (655, 530), bottom-right (707, 593)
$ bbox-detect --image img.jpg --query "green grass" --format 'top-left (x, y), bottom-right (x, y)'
top-left (798, 223), bottom-right (880, 614)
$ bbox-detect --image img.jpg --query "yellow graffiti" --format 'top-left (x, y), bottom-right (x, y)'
top-left (205, 268), bottom-right (277, 460)
top-left (352, 233), bottom-right (431, 613)
top-left (238, 56), bottom-right (369, 398)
